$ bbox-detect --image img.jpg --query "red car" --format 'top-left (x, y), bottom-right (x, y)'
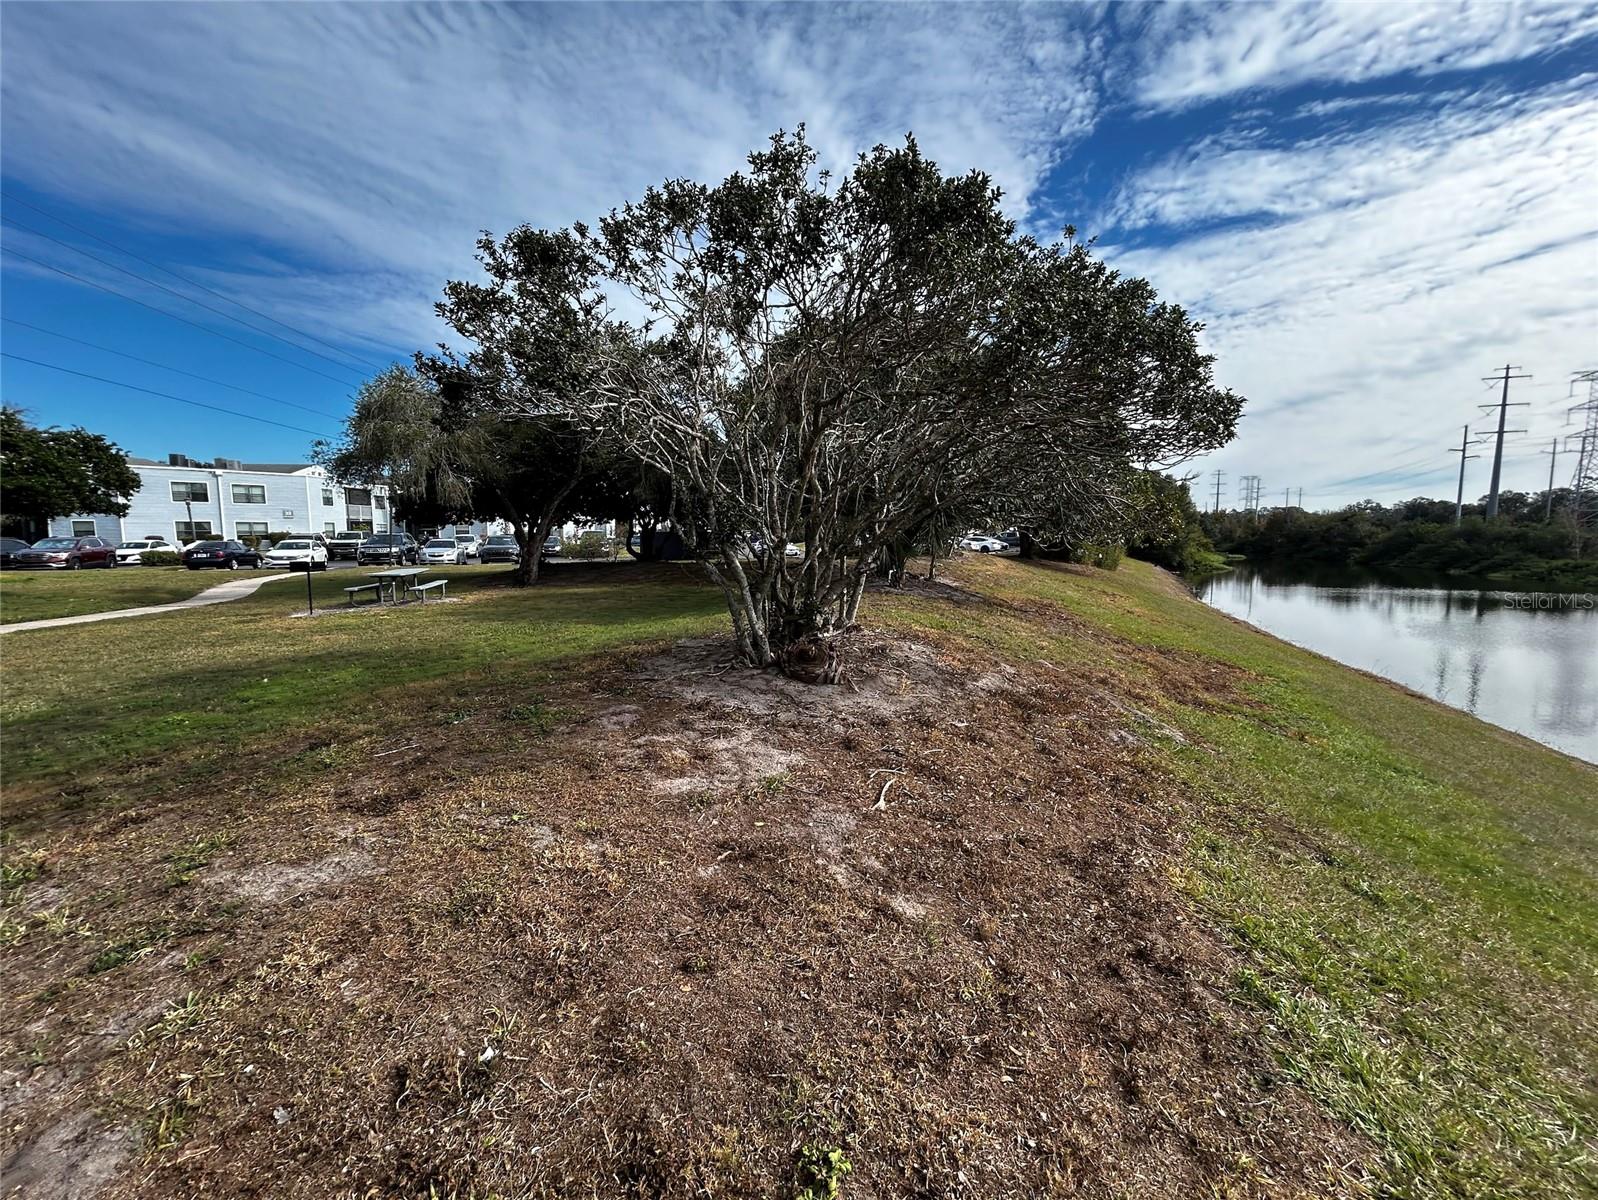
top-left (11, 536), bottom-right (119, 569)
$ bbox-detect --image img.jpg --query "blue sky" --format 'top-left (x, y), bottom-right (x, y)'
top-left (2, 1), bottom-right (1595, 509)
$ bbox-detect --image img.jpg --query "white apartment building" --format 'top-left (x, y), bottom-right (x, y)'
top-left (48, 455), bottom-right (395, 544)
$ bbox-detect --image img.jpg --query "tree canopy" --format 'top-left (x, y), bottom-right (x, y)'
top-left (0, 407), bottom-right (142, 538)
top-left (347, 128), bottom-right (1243, 677)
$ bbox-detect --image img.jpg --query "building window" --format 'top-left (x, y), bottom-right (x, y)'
top-left (322, 488), bottom-right (335, 506)
top-left (231, 484), bottom-right (267, 504)
top-left (235, 521), bottom-right (269, 541)
top-left (71, 519), bottom-right (97, 536)
top-left (345, 487), bottom-right (372, 506)
top-left (348, 519), bottom-right (373, 533)
top-left (323, 522), bottom-right (336, 534)
top-left (375, 494), bottom-right (387, 511)
top-left (171, 481), bottom-right (209, 503)
top-left (175, 520), bottom-right (214, 543)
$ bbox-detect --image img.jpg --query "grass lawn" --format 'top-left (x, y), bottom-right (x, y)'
top-left (879, 557), bottom-right (1597, 1199)
top-left (0, 566), bottom-right (244, 624)
top-left (0, 562), bottom-right (725, 799)
top-left (1, 555), bottom-right (1592, 1198)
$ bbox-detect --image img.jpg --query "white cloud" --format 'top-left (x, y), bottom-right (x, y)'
top-left (0, 3), bottom-right (1100, 350)
top-left (2, 1), bottom-right (1594, 506)
top-left (1104, 80), bottom-right (1598, 507)
top-left (1133, 0), bottom-right (1598, 109)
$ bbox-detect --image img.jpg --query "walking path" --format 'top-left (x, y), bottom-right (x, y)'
top-left (0, 572), bottom-right (294, 635)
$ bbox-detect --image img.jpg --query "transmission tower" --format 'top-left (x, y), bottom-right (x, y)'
top-left (1210, 469), bottom-right (1226, 513)
top-left (1447, 424), bottom-right (1483, 526)
top-left (1479, 364), bottom-right (1531, 517)
top-left (1568, 369), bottom-right (1598, 556)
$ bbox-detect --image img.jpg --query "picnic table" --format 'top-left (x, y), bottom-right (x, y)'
top-left (366, 566), bottom-right (429, 604)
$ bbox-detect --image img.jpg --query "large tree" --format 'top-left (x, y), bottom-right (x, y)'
top-left (0, 407), bottom-right (142, 539)
top-left (563, 130), bottom-right (1239, 676)
top-left (326, 362), bottom-right (615, 586)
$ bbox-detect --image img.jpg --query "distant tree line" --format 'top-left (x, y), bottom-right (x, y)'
top-left (328, 129), bottom-right (1243, 676)
top-left (1200, 490), bottom-right (1598, 590)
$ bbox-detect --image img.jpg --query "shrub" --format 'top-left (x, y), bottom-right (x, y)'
top-left (1071, 542), bottom-right (1123, 570)
top-left (140, 551), bottom-right (180, 566)
top-left (562, 532), bottom-right (610, 560)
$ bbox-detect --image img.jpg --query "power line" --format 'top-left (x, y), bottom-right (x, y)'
top-left (0, 352), bottom-right (336, 438)
top-left (1, 214), bottom-right (368, 382)
top-left (1, 244), bottom-right (360, 388)
top-left (0, 190), bottom-right (386, 374)
top-left (1, 317), bottom-right (344, 421)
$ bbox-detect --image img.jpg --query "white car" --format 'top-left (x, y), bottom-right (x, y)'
top-left (261, 538), bottom-right (329, 570)
top-left (960, 535), bottom-right (1007, 554)
top-left (115, 538), bottom-right (182, 564)
top-left (420, 538), bottom-right (467, 565)
top-left (454, 533), bottom-right (481, 557)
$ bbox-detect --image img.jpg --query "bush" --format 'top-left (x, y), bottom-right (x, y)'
top-left (1071, 543), bottom-right (1123, 570)
top-left (139, 551), bottom-right (180, 566)
top-left (562, 532), bottom-right (610, 560)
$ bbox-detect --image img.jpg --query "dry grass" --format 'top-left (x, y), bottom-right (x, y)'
top-left (3, 556), bottom-right (1591, 1198)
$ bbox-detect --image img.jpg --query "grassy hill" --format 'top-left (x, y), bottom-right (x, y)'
top-left (1, 558), bottom-right (1591, 1198)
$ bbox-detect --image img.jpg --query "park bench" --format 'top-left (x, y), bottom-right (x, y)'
top-left (406, 579), bottom-right (448, 602)
top-left (344, 583), bottom-right (383, 607)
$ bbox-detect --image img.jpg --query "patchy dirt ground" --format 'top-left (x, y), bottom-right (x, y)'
top-left (1, 594), bottom-right (1369, 1198)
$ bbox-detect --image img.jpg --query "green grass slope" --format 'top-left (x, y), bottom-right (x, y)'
top-left (880, 557), bottom-right (1596, 1199)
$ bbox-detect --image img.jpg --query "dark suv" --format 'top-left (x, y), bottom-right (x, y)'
top-left (182, 540), bottom-right (263, 570)
top-left (12, 536), bottom-right (118, 569)
top-left (356, 533), bottom-right (420, 565)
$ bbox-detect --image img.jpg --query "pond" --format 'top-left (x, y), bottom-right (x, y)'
top-left (1191, 562), bottom-right (1598, 764)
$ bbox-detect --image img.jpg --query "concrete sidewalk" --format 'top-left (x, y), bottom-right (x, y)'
top-left (0, 572), bottom-right (294, 634)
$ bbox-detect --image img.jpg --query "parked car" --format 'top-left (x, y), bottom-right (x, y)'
top-left (12, 536), bottom-right (118, 569)
top-left (356, 532), bottom-right (420, 565)
top-left (541, 533), bottom-right (562, 557)
top-left (115, 537), bottom-right (182, 564)
top-left (960, 535), bottom-right (1007, 553)
top-left (182, 540), bottom-right (263, 570)
top-left (0, 537), bottom-right (33, 567)
top-left (421, 537), bottom-right (467, 565)
top-left (327, 530), bottom-right (369, 560)
top-left (454, 533), bottom-right (482, 557)
top-left (480, 535), bottom-right (521, 564)
top-left (261, 538), bottom-right (329, 570)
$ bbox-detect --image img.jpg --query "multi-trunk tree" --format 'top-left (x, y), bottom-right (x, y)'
top-left (568, 131), bottom-right (1239, 675)
top-left (413, 128), bottom-right (1242, 677)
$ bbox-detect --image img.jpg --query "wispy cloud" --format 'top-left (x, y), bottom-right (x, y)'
top-left (1, 4), bottom-right (1100, 349)
top-left (1132, 0), bottom-right (1598, 109)
top-left (2, 1), bottom-right (1594, 504)
top-left (1104, 78), bottom-right (1598, 504)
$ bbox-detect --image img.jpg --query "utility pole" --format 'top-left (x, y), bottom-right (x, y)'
top-left (1210, 469), bottom-right (1226, 513)
top-left (1479, 364), bottom-right (1531, 517)
top-left (1538, 437), bottom-right (1559, 521)
top-left (1448, 424), bottom-right (1482, 526)
top-left (1296, 487), bottom-right (1303, 509)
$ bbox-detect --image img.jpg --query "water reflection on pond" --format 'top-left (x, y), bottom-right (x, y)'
top-left (1191, 563), bottom-right (1597, 763)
